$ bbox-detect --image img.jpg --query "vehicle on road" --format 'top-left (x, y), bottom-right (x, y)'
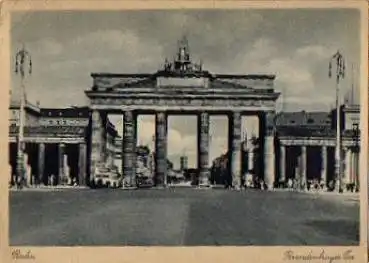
top-left (93, 164), bottom-right (122, 188)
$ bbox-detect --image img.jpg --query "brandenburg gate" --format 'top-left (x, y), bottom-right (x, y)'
top-left (85, 38), bottom-right (280, 189)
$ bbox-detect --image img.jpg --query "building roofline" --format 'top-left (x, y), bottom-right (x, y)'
top-left (91, 73), bottom-right (153, 78)
top-left (91, 72), bottom-right (276, 80)
top-left (10, 100), bottom-right (41, 115)
top-left (213, 74), bottom-right (276, 80)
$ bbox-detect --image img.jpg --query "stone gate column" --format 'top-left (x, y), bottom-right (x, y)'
top-left (38, 143), bottom-right (45, 185)
top-left (155, 111), bottom-right (168, 187)
top-left (90, 110), bottom-right (103, 181)
top-left (353, 151), bottom-right (359, 188)
top-left (79, 142), bottom-right (87, 186)
top-left (110, 137), bottom-right (116, 168)
top-left (279, 145), bottom-right (286, 183)
top-left (23, 151), bottom-right (31, 186)
top-left (321, 145), bottom-right (328, 188)
top-left (263, 112), bottom-right (275, 190)
top-left (198, 112), bottom-right (210, 186)
top-left (344, 147), bottom-right (352, 187)
top-left (58, 143), bottom-right (65, 185)
top-left (123, 110), bottom-right (137, 186)
top-left (230, 111), bottom-right (242, 188)
top-left (301, 145), bottom-right (307, 190)
top-left (248, 144), bottom-right (254, 172)
top-left (101, 113), bottom-right (108, 163)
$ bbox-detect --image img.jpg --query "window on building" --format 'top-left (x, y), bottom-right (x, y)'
top-left (307, 118), bottom-right (314, 124)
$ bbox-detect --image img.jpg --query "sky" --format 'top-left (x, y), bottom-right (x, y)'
top-left (10, 9), bottom-right (361, 168)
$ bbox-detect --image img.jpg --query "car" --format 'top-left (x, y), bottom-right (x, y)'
top-left (93, 164), bottom-right (123, 189)
top-left (136, 176), bottom-right (154, 188)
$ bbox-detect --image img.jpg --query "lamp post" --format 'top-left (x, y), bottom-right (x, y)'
top-left (329, 51), bottom-right (345, 193)
top-left (15, 44), bottom-right (32, 188)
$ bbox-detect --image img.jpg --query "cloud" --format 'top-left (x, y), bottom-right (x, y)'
top-left (73, 30), bottom-right (126, 51)
top-left (295, 45), bottom-right (331, 59)
top-left (27, 38), bottom-right (63, 56)
top-left (70, 29), bottom-right (164, 66)
top-left (267, 58), bottom-right (315, 94)
top-left (232, 40), bottom-right (335, 101)
top-left (247, 38), bottom-right (278, 61)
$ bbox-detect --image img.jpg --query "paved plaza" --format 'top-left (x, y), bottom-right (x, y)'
top-left (9, 188), bottom-right (359, 246)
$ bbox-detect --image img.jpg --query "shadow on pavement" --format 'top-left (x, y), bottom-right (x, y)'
top-left (304, 219), bottom-right (359, 245)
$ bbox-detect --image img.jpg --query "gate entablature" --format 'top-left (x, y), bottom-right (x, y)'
top-left (86, 72), bottom-right (280, 112)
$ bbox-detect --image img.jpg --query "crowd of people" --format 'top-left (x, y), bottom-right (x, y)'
top-left (9, 173), bottom-right (79, 189)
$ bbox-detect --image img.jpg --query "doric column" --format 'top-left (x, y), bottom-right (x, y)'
top-left (123, 110), bottom-right (137, 186)
top-left (263, 112), bottom-right (275, 190)
top-left (248, 145), bottom-right (254, 172)
top-left (301, 146), bottom-right (307, 190)
top-left (16, 140), bottom-right (25, 184)
top-left (105, 134), bottom-right (113, 168)
top-left (38, 143), bottom-right (45, 185)
top-left (24, 152), bottom-right (31, 186)
top-left (90, 110), bottom-right (103, 181)
top-left (230, 111), bottom-right (242, 188)
top-left (353, 151), bottom-right (359, 188)
top-left (110, 137), bottom-right (116, 168)
top-left (321, 146), bottom-right (328, 187)
top-left (58, 143), bottom-right (65, 185)
top-left (101, 114), bottom-right (108, 163)
top-left (155, 111), bottom-right (168, 186)
top-left (279, 145), bottom-right (286, 183)
top-left (78, 142), bottom-right (87, 186)
top-left (197, 112), bottom-right (210, 186)
top-left (344, 148), bottom-right (352, 186)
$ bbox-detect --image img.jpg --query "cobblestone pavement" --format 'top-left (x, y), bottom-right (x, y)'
top-left (9, 188), bottom-right (359, 246)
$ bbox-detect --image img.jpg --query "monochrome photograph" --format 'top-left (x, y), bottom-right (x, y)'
top-left (8, 7), bottom-right (364, 247)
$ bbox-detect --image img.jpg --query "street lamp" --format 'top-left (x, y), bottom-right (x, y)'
top-left (15, 44), bottom-right (32, 188)
top-left (329, 51), bottom-right (345, 193)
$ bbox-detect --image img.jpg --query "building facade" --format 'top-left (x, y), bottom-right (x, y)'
top-left (8, 97), bottom-right (118, 187)
top-left (274, 104), bottom-right (360, 191)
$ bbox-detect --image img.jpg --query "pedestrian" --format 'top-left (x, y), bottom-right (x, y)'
top-left (287, 178), bottom-right (293, 190)
top-left (319, 179), bottom-right (325, 191)
top-left (260, 179), bottom-right (264, 190)
top-left (17, 176), bottom-right (23, 190)
top-left (240, 174), bottom-right (245, 189)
